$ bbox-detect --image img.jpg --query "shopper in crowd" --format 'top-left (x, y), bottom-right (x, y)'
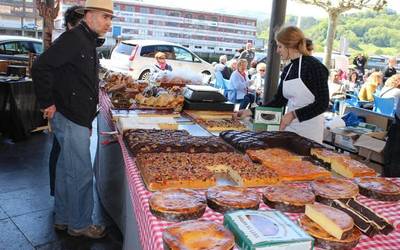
top-left (48, 5), bottom-right (83, 198)
top-left (215, 55), bottom-right (227, 72)
top-left (384, 98), bottom-right (400, 177)
top-left (328, 70), bottom-right (346, 113)
top-left (249, 62), bottom-right (266, 104)
top-left (379, 74), bottom-right (400, 111)
top-left (353, 53), bottom-right (367, 76)
top-left (247, 59), bottom-right (258, 78)
top-left (32, 0), bottom-right (114, 238)
top-left (235, 26), bottom-right (329, 143)
top-left (346, 71), bottom-right (360, 92)
top-left (152, 52), bottom-right (173, 73)
top-left (239, 42), bottom-right (255, 68)
top-left (305, 38), bottom-right (314, 54)
top-left (383, 57), bottom-right (397, 82)
top-left (358, 71), bottom-right (383, 102)
top-left (230, 59), bottom-right (254, 109)
top-left (222, 58), bottom-right (237, 80)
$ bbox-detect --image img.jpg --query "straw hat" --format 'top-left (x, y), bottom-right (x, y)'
top-left (76, 0), bottom-right (116, 17)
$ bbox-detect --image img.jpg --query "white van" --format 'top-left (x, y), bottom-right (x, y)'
top-left (104, 40), bottom-right (214, 81)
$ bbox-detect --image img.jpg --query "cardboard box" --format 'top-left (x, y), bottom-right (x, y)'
top-left (224, 210), bottom-right (313, 250)
top-left (253, 107), bottom-right (283, 132)
top-left (354, 133), bottom-right (387, 164)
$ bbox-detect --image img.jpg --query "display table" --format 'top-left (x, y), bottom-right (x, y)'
top-left (0, 77), bottom-right (46, 141)
top-left (96, 90), bottom-right (400, 250)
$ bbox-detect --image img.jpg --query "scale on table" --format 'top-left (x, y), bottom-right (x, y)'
top-left (183, 85), bottom-right (234, 111)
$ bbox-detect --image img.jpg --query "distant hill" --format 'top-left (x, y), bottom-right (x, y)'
top-left (256, 8), bottom-right (400, 56)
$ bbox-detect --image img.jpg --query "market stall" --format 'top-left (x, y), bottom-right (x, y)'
top-left (95, 73), bottom-right (400, 250)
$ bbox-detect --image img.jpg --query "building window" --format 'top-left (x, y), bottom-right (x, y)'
top-left (207, 47), bottom-right (214, 50)
top-left (126, 6), bottom-right (133, 12)
top-left (183, 45), bottom-right (189, 48)
top-left (219, 48), bottom-right (223, 51)
top-left (139, 18), bottom-right (147, 24)
top-left (139, 30), bottom-right (146, 35)
top-left (225, 49), bottom-right (232, 52)
top-left (114, 4), bottom-right (120, 11)
top-left (140, 7), bottom-right (149, 14)
top-left (169, 11), bottom-right (180, 17)
top-left (195, 45), bottom-right (202, 49)
top-left (155, 9), bottom-right (167, 15)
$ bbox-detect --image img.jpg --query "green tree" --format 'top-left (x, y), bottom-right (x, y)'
top-left (296, 0), bottom-right (387, 69)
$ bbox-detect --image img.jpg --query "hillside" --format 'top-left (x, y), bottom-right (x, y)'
top-left (257, 8), bottom-right (400, 57)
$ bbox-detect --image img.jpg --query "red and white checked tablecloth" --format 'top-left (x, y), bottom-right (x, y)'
top-left (100, 90), bottom-right (400, 250)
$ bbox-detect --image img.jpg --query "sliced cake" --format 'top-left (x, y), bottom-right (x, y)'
top-left (299, 215), bottom-right (361, 250)
top-left (305, 203), bottom-right (354, 240)
top-left (331, 158), bottom-right (376, 178)
top-left (311, 178), bottom-right (359, 204)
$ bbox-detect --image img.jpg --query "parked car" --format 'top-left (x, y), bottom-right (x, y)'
top-left (106, 40), bottom-right (214, 81)
top-left (0, 35), bottom-right (42, 63)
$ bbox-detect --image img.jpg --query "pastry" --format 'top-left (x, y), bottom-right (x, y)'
top-left (195, 118), bottom-right (247, 132)
top-left (311, 178), bottom-right (359, 204)
top-left (345, 199), bottom-right (394, 235)
top-left (246, 148), bottom-right (303, 163)
top-left (163, 220), bottom-right (235, 250)
top-left (299, 215), bottom-right (361, 250)
top-left (305, 203), bottom-right (354, 240)
top-left (310, 148), bottom-right (349, 164)
top-left (136, 152), bottom-right (278, 191)
top-left (330, 158), bottom-right (376, 178)
top-left (149, 188), bottom-right (206, 222)
top-left (124, 129), bottom-right (234, 155)
top-left (331, 199), bottom-right (380, 237)
top-left (260, 158), bottom-right (331, 182)
top-left (206, 185), bottom-right (260, 213)
top-left (354, 177), bottom-right (400, 201)
top-left (262, 184), bottom-right (315, 213)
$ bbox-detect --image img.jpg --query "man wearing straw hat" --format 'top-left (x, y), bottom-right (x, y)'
top-left (32, 0), bottom-right (114, 239)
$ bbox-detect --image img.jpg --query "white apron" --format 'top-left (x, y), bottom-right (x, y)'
top-left (282, 56), bottom-right (324, 143)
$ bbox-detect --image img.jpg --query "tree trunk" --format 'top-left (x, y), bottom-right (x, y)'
top-left (36, 0), bottom-right (59, 50)
top-left (324, 11), bottom-right (338, 69)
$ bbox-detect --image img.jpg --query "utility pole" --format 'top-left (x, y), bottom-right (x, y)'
top-left (263, 0), bottom-right (287, 104)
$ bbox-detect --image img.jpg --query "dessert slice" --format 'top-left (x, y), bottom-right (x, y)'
top-left (305, 203), bottom-right (354, 240)
top-left (149, 188), bottom-right (206, 222)
top-left (354, 177), bottom-right (400, 201)
top-left (206, 185), bottom-right (260, 213)
top-left (331, 158), bottom-right (376, 178)
top-left (263, 184), bottom-right (315, 213)
top-left (163, 220), bottom-right (235, 250)
top-left (310, 148), bottom-right (350, 164)
top-left (299, 215), bottom-right (361, 250)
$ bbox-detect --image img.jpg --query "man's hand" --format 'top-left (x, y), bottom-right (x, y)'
top-left (279, 111), bottom-right (295, 131)
top-left (42, 105), bottom-right (56, 119)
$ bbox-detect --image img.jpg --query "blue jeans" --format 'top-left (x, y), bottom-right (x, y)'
top-left (50, 112), bottom-right (93, 230)
top-left (239, 94), bottom-right (255, 110)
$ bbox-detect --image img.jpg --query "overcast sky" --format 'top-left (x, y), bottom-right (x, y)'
top-left (141, 0), bottom-right (400, 19)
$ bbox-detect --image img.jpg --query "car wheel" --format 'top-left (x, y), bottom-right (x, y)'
top-left (139, 70), bottom-right (150, 81)
top-left (201, 70), bottom-right (212, 84)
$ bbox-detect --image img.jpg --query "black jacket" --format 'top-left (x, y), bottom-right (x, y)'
top-left (383, 66), bottom-right (396, 82)
top-left (263, 56), bottom-right (329, 122)
top-left (32, 21), bottom-right (99, 128)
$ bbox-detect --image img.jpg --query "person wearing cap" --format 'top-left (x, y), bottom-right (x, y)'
top-left (32, 0), bottom-right (114, 239)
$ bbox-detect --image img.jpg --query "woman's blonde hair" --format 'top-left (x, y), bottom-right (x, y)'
top-left (275, 26), bottom-right (310, 56)
top-left (366, 72), bottom-right (383, 87)
top-left (155, 52), bottom-right (166, 59)
top-left (237, 59), bottom-right (248, 69)
top-left (384, 74), bottom-right (400, 88)
top-left (256, 63), bottom-right (266, 71)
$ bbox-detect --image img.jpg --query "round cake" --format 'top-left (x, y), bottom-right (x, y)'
top-left (262, 184), bottom-right (315, 213)
top-left (354, 177), bottom-right (400, 201)
top-left (206, 185), bottom-right (260, 213)
top-left (299, 215), bottom-right (361, 250)
top-left (311, 178), bottom-right (359, 204)
top-left (163, 220), bottom-right (235, 250)
top-left (149, 188), bottom-right (206, 222)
